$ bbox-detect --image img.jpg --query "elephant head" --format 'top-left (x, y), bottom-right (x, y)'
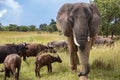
top-left (56, 3), bottom-right (100, 80)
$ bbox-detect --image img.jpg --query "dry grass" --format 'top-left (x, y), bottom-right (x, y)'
top-left (0, 31), bottom-right (120, 80)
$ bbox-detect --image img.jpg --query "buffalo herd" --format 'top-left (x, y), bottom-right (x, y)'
top-left (0, 42), bottom-right (63, 80)
top-left (0, 36), bottom-right (115, 80)
top-left (94, 36), bottom-right (114, 46)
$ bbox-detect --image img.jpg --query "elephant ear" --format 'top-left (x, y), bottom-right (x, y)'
top-left (56, 3), bottom-right (74, 37)
top-left (89, 3), bottom-right (101, 37)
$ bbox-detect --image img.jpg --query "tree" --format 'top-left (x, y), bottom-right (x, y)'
top-left (8, 24), bottom-right (18, 31)
top-left (46, 25), bottom-right (54, 33)
top-left (49, 19), bottom-right (57, 31)
top-left (29, 25), bottom-right (36, 31)
top-left (95, 0), bottom-right (120, 37)
top-left (39, 23), bottom-right (47, 31)
top-left (20, 25), bottom-right (29, 32)
top-left (0, 23), bottom-right (3, 31)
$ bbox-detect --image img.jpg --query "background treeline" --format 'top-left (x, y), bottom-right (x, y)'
top-left (0, 19), bottom-right (57, 33)
top-left (94, 0), bottom-right (120, 38)
top-left (0, 0), bottom-right (120, 37)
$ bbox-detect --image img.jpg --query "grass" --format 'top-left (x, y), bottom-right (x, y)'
top-left (0, 31), bottom-right (120, 80)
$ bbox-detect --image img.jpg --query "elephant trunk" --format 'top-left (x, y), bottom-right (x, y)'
top-left (73, 23), bottom-right (90, 51)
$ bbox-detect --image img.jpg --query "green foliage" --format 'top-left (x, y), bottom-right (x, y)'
top-left (49, 19), bottom-right (58, 31)
top-left (0, 19), bottom-right (57, 32)
top-left (39, 24), bottom-right (48, 31)
top-left (29, 25), bottom-right (36, 31)
top-left (39, 19), bottom-right (58, 32)
top-left (95, 0), bottom-right (120, 36)
top-left (20, 25), bottom-right (29, 32)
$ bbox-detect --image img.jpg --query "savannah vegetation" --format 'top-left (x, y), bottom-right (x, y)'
top-left (0, 31), bottom-right (120, 80)
top-left (0, 0), bottom-right (120, 80)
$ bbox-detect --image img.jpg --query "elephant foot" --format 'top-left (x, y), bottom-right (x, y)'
top-left (78, 71), bottom-right (90, 77)
top-left (78, 71), bottom-right (89, 80)
top-left (79, 76), bottom-right (88, 80)
top-left (78, 64), bottom-right (90, 77)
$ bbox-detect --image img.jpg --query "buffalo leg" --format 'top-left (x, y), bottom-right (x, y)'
top-left (36, 65), bottom-right (41, 78)
top-left (35, 68), bottom-right (38, 77)
top-left (47, 64), bottom-right (52, 73)
top-left (11, 67), bottom-right (17, 80)
top-left (37, 69), bottom-right (41, 78)
top-left (17, 66), bottom-right (21, 80)
top-left (4, 68), bottom-right (7, 80)
top-left (35, 62), bottom-right (38, 77)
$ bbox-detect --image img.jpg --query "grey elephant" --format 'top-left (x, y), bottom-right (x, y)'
top-left (56, 3), bottom-right (100, 80)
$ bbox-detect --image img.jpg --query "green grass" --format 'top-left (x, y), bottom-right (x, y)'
top-left (0, 31), bottom-right (120, 80)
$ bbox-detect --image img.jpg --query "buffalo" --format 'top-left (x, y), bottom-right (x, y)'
top-left (3, 54), bottom-right (21, 80)
top-left (25, 43), bottom-right (56, 57)
top-left (35, 53), bottom-right (62, 78)
top-left (0, 43), bottom-right (28, 63)
top-left (95, 36), bottom-right (114, 46)
top-left (47, 40), bottom-right (68, 50)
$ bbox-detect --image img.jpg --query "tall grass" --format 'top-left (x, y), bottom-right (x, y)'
top-left (0, 31), bottom-right (120, 80)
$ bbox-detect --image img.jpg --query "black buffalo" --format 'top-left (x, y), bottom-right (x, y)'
top-left (0, 43), bottom-right (28, 63)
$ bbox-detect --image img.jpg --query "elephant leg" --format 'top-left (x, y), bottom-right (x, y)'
top-left (78, 39), bottom-right (92, 80)
top-left (67, 36), bottom-right (79, 72)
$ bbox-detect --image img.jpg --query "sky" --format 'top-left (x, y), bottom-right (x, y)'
top-left (0, 0), bottom-right (90, 27)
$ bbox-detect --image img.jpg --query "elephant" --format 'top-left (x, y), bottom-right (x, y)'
top-left (56, 3), bottom-right (100, 80)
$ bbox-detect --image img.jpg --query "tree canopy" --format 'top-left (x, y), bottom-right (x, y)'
top-left (0, 19), bottom-right (57, 32)
top-left (95, 0), bottom-right (120, 37)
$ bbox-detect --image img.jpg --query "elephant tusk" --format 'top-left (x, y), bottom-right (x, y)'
top-left (73, 31), bottom-right (80, 47)
top-left (74, 37), bottom-right (80, 46)
top-left (87, 36), bottom-right (90, 42)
